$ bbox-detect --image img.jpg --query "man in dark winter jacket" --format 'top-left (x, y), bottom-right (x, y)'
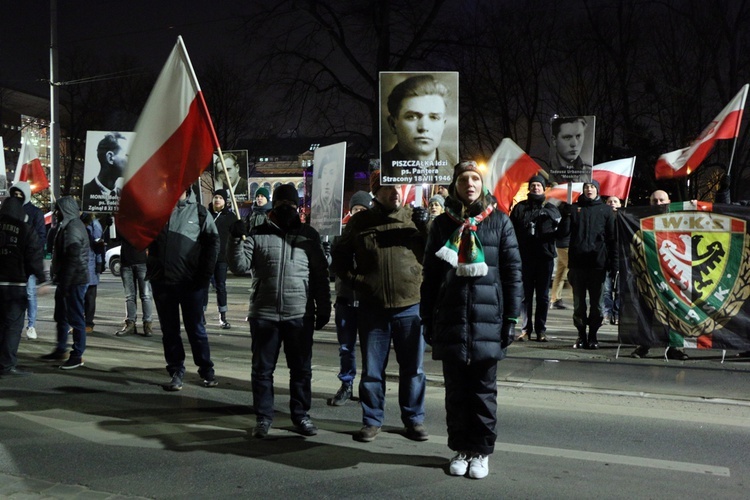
top-left (9, 181), bottom-right (45, 340)
top-left (228, 184), bottom-right (331, 439)
top-left (148, 188), bottom-right (220, 391)
top-left (565, 180), bottom-right (618, 349)
top-left (0, 197), bottom-right (47, 376)
top-left (510, 175), bottom-right (562, 342)
top-left (42, 196), bottom-right (90, 369)
top-left (331, 170), bottom-right (430, 444)
top-left (208, 189), bottom-right (235, 329)
top-left (246, 187), bottom-right (272, 230)
top-left (421, 161), bottom-right (522, 479)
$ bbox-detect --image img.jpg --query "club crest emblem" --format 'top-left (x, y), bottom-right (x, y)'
top-left (631, 212), bottom-right (750, 338)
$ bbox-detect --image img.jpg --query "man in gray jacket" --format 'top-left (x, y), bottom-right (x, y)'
top-left (147, 188), bottom-right (220, 391)
top-left (228, 184), bottom-right (331, 439)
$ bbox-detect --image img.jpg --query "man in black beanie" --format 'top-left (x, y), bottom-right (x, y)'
top-left (509, 175), bottom-right (561, 342)
top-left (228, 183), bottom-right (331, 438)
top-left (565, 179), bottom-right (617, 349)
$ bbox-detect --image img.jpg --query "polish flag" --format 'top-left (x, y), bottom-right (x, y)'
top-left (655, 84), bottom-right (748, 179)
top-left (116, 37), bottom-right (219, 250)
top-left (546, 182), bottom-right (583, 203)
top-left (485, 138), bottom-right (542, 215)
top-left (14, 130), bottom-right (50, 194)
top-left (592, 157), bottom-right (635, 200)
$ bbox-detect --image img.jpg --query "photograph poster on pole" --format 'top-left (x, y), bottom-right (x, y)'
top-left (81, 131), bottom-right (136, 213)
top-left (213, 150), bottom-right (249, 202)
top-left (0, 137), bottom-right (7, 197)
top-left (310, 142), bottom-right (347, 238)
top-left (546, 115), bottom-right (596, 184)
top-left (379, 71), bottom-right (458, 186)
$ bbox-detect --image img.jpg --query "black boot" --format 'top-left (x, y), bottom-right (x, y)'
top-left (574, 328), bottom-right (588, 349)
top-left (588, 326), bottom-right (600, 349)
top-left (220, 311), bottom-right (231, 330)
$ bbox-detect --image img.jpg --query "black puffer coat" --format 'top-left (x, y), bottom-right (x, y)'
top-left (50, 196), bottom-right (90, 288)
top-left (567, 195), bottom-right (618, 272)
top-left (420, 198), bottom-right (522, 364)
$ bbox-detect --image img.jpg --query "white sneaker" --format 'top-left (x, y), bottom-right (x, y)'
top-left (26, 327), bottom-right (37, 340)
top-left (469, 454), bottom-right (489, 479)
top-left (449, 452), bottom-right (469, 476)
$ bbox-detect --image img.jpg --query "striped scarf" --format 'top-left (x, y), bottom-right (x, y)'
top-left (435, 205), bottom-right (494, 276)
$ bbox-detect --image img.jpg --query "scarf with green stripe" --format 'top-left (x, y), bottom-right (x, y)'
top-left (435, 204), bottom-right (494, 276)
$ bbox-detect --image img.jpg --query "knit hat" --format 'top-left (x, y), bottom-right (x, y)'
top-left (451, 161), bottom-right (482, 185)
top-left (583, 179), bottom-right (600, 195)
top-left (349, 190), bottom-right (372, 210)
top-left (9, 181), bottom-right (31, 205)
top-left (272, 184), bottom-right (299, 207)
top-left (428, 194), bottom-right (445, 208)
top-left (255, 187), bottom-right (270, 200)
top-left (212, 189), bottom-right (228, 203)
top-left (528, 174), bottom-right (547, 189)
top-left (370, 170), bottom-right (382, 195)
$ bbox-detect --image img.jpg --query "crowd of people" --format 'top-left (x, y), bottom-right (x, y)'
top-left (0, 163), bottom-right (731, 482)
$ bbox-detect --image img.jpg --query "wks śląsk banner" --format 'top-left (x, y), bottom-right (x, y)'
top-left (617, 203), bottom-right (750, 351)
top-left (116, 36), bottom-right (219, 250)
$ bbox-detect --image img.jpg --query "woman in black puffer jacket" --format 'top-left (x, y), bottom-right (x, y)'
top-left (420, 161), bottom-right (522, 480)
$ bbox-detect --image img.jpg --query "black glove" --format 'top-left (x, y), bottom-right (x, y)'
top-left (719, 173), bottom-right (730, 191)
top-left (560, 202), bottom-right (573, 218)
top-left (321, 241), bottom-right (331, 260)
top-left (501, 321), bottom-right (516, 348)
top-left (315, 308), bottom-right (331, 330)
top-left (422, 322), bottom-right (433, 346)
top-left (411, 206), bottom-right (430, 232)
top-left (230, 219), bottom-right (248, 239)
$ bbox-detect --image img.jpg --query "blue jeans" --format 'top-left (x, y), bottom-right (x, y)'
top-left (569, 268), bottom-right (606, 331)
top-left (335, 302), bottom-right (358, 384)
top-left (26, 274), bottom-right (37, 328)
top-left (152, 282), bottom-right (214, 379)
top-left (249, 317), bottom-right (314, 424)
top-left (0, 296), bottom-right (26, 372)
top-left (601, 272), bottom-right (620, 320)
top-left (54, 284), bottom-right (88, 358)
top-left (121, 264), bottom-right (153, 322)
top-left (357, 304), bottom-right (426, 428)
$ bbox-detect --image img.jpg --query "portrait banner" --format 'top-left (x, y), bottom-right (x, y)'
top-left (618, 204), bottom-right (750, 351)
top-left (213, 149), bottom-right (249, 202)
top-left (547, 115), bottom-right (595, 184)
top-left (0, 137), bottom-right (7, 197)
top-left (379, 71), bottom-right (458, 186)
top-left (310, 142), bottom-right (346, 237)
top-left (82, 131), bottom-right (135, 213)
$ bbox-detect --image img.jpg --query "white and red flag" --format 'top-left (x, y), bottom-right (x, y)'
top-left (14, 130), bottom-right (50, 194)
top-left (116, 37), bottom-right (219, 250)
top-left (655, 84), bottom-right (748, 180)
top-left (592, 157), bottom-right (635, 200)
top-left (485, 138), bottom-right (542, 215)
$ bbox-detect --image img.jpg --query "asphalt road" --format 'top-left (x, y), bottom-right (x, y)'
top-left (1, 273), bottom-right (749, 498)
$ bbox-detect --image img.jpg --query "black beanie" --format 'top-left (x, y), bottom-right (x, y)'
top-left (272, 184), bottom-right (299, 207)
top-left (349, 190), bottom-right (372, 210)
top-left (528, 174), bottom-right (547, 189)
top-left (212, 189), bottom-right (228, 203)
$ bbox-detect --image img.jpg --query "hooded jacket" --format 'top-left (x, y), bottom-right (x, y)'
top-left (228, 211), bottom-right (330, 322)
top-left (9, 181), bottom-right (46, 243)
top-left (50, 196), bottom-right (90, 288)
top-left (147, 193), bottom-right (219, 286)
top-left (0, 197), bottom-right (46, 300)
top-left (421, 195), bottom-right (523, 363)
top-left (331, 200), bottom-right (426, 309)
top-left (567, 193), bottom-right (618, 271)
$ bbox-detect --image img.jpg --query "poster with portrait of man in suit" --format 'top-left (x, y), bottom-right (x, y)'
top-left (547, 115), bottom-right (596, 184)
top-left (379, 71), bottom-right (458, 186)
top-left (81, 131), bottom-right (136, 213)
top-left (310, 142), bottom-right (346, 238)
top-left (213, 150), bottom-right (249, 202)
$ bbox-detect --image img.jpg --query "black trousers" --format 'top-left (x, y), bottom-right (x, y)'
top-left (442, 358), bottom-right (498, 455)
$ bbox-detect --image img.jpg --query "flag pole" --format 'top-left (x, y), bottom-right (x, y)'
top-left (176, 36), bottom-right (241, 221)
top-left (623, 157), bottom-right (636, 208)
top-left (725, 84), bottom-right (748, 177)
